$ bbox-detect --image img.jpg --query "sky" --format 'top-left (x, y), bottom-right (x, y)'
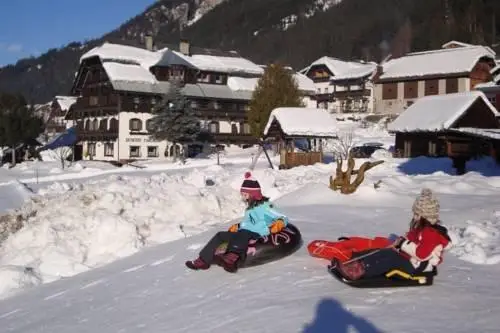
top-left (0, 0), bottom-right (158, 66)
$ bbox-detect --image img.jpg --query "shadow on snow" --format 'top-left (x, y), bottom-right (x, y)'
top-left (302, 298), bottom-right (383, 333)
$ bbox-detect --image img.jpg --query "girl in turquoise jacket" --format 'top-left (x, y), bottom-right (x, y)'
top-left (186, 172), bottom-right (288, 273)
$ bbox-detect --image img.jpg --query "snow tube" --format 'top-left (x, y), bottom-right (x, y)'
top-left (307, 236), bottom-right (392, 262)
top-left (214, 223), bottom-right (302, 268)
top-left (328, 260), bottom-right (437, 288)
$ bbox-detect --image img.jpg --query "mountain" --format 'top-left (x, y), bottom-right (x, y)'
top-left (0, 0), bottom-right (499, 104)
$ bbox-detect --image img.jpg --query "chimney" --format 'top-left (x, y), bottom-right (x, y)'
top-left (179, 39), bottom-right (190, 56)
top-left (145, 34), bottom-right (154, 51)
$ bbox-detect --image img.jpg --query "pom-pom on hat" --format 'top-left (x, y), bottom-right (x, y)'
top-left (412, 188), bottom-right (440, 225)
top-left (240, 171), bottom-right (263, 200)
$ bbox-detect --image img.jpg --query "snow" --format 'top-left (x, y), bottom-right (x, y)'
top-left (80, 42), bottom-right (164, 69)
top-left (453, 127), bottom-right (500, 140)
top-left (387, 91), bottom-right (498, 132)
top-left (54, 96), bottom-right (77, 111)
top-left (227, 74), bottom-right (315, 93)
top-left (102, 62), bottom-right (157, 84)
top-left (188, 54), bottom-right (264, 75)
top-left (1, 121), bottom-right (500, 331)
top-left (380, 46), bottom-right (495, 80)
top-left (263, 107), bottom-right (338, 137)
top-left (304, 56), bottom-right (373, 78)
top-left (331, 62), bottom-right (376, 81)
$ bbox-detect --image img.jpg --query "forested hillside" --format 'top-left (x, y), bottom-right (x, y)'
top-left (0, 0), bottom-right (498, 103)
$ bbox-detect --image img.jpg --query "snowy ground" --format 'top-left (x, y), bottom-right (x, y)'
top-left (0, 120), bottom-right (499, 331)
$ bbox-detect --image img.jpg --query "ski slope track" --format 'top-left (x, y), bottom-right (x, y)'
top-left (0, 182), bottom-right (499, 332)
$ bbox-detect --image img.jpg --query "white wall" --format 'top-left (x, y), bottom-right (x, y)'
top-left (374, 77), bottom-right (471, 114)
top-left (118, 112), bottom-right (170, 160)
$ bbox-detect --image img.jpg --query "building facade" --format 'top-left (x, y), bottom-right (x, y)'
top-left (66, 41), bottom-right (314, 161)
top-left (373, 45), bottom-right (496, 114)
top-left (300, 56), bottom-right (376, 113)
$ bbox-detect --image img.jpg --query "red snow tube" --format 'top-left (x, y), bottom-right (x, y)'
top-left (307, 236), bottom-right (392, 262)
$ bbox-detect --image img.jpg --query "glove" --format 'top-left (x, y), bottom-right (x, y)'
top-left (269, 219), bottom-right (286, 234)
top-left (228, 223), bottom-right (239, 233)
top-left (393, 236), bottom-right (406, 250)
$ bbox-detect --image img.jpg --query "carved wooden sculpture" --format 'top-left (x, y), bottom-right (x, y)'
top-left (329, 154), bottom-right (384, 194)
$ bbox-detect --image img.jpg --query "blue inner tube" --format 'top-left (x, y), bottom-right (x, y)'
top-left (216, 223), bottom-right (302, 268)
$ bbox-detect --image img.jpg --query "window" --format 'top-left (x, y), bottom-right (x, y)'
top-left (147, 146), bottom-right (159, 158)
top-left (146, 119), bottom-right (155, 132)
top-left (109, 118), bottom-right (119, 131)
top-left (190, 100), bottom-right (198, 109)
top-left (240, 122), bottom-right (251, 134)
top-left (87, 143), bottom-right (96, 156)
top-left (446, 78), bottom-right (458, 93)
top-left (129, 118), bottom-right (142, 131)
top-left (89, 96), bottom-right (98, 106)
top-left (91, 119), bottom-right (98, 131)
top-left (215, 75), bottom-right (223, 84)
top-left (428, 141), bottom-right (437, 156)
top-left (209, 121), bottom-right (219, 133)
top-left (104, 143), bottom-right (114, 157)
top-left (324, 87), bottom-right (328, 93)
top-left (424, 80), bottom-right (439, 96)
top-left (99, 118), bottom-right (108, 131)
top-left (382, 83), bottom-right (397, 100)
top-left (151, 97), bottom-right (157, 105)
top-left (231, 123), bottom-right (238, 134)
top-left (404, 81), bottom-right (418, 99)
top-left (129, 146), bottom-right (140, 158)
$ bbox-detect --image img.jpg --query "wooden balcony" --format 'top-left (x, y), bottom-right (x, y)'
top-left (77, 129), bottom-right (119, 142)
top-left (194, 108), bottom-right (247, 120)
top-left (314, 93), bottom-right (334, 102)
top-left (333, 89), bottom-right (371, 98)
top-left (209, 133), bottom-right (257, 144)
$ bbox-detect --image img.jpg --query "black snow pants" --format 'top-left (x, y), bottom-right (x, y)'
top-left (355, 248), bottom-right (416, 278)
top-left (199, 230), bottom-right (261, 265)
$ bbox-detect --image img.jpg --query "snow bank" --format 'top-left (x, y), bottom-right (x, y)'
top-left (448, 212), bottom-right (500, 265)
top-left (0, 165), bottom-right (331, 298)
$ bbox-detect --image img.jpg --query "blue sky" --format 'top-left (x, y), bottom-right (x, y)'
top-left (0, 0), bottom-right (157, 66)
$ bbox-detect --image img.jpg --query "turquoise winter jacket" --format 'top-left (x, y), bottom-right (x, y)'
top-left (239, 201), bottom-right (289, 237)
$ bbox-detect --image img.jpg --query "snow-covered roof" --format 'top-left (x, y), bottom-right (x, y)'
top-left (330, 62), bottom-right (377, 81)
top-left (263, 107), bottom-right (338, 137)
top-left (227, 73), bottom-right (315, 94)
top-left (155, 49), bottom-right (263, 75)
top-left (380, 46), bottom-right (495, 80)
top-left (81, 42), bottom-right (165, 68)
top-left (102, 62), bottom-right (156, 84)
top-left (54, 96), bottom-right (77, 111)
top-left (303, 56), bottom-right (366, 77)
top-left (452, 127), bottom-right (500, 140)
top-left (441, 40), bottom-right (496, 56)
top-left (387, 91), bottom-right (498, 132)
top-left (293, 73), bottom-right (316, 93)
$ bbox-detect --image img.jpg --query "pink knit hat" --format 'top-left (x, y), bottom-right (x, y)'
top-left (240, 172), bottom-right (263, 200)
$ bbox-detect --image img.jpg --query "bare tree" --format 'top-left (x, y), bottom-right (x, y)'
top-left (52, 146), bottom-right (72, 169)
top-left (331, 130), bottom-right (355, 160)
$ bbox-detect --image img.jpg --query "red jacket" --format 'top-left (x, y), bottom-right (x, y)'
top-left (399, 223), bottom-right (452, 272)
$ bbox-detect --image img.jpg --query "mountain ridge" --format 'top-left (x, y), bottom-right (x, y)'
top-left (0, 0), bottom-right (499, 103)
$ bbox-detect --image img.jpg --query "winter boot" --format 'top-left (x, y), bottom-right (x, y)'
top-left (215, 252), bottom-right (240, 273)
top-left (185, 257), bottom-right (210, 270)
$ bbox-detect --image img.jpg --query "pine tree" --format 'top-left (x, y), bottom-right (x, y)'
top-left (0, 93), bottom-right (44, 164)
top-left (247, 63), bottom-right (304, 138)
top-left (148, 79), bottom-right (201, 160)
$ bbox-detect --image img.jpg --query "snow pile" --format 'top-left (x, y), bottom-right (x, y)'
top-left (0, 165), bottom-right (331, 297)
top-left (448, 211), bottom-right (500, 265)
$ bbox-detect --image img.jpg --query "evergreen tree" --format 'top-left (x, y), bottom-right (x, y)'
top-left (0, 92), bottom-right (44, 164)
top-left (247, 63), bottom-right (304, 138)
top-left (148, 79), bottom-right (201, 160)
